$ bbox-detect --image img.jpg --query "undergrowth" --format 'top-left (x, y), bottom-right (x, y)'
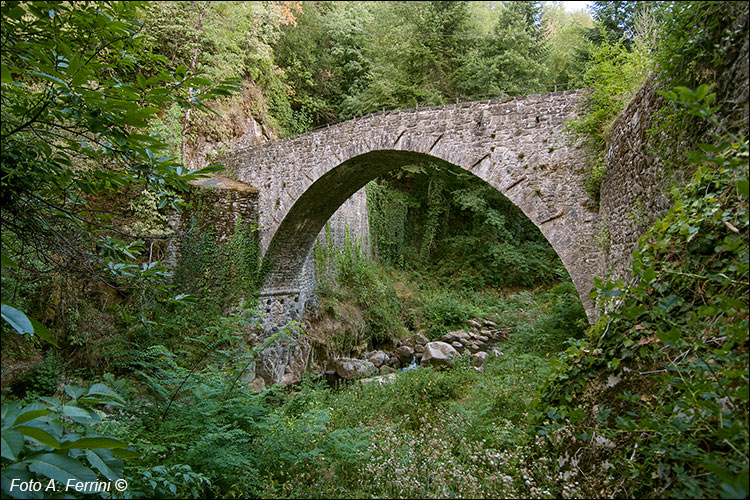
top-left (531, 85), bottom-right (749, 499)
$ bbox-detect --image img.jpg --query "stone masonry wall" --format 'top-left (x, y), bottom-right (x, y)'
top-left (599, 5), bottom-right (748, 283)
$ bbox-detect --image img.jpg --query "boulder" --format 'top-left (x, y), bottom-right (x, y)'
top-left (368, 350), bottom-right (388, 368)
top-left (251, 377), bottom-right (265, 393)
top-left (394, 345), bottom-right (414, 363)
top-left (468, 319), bottom-right (482, 330)
top-left (414, 344), bottom-right (425, 354)
top-left (442, 332), bottom-right (457, 343)
top-left (472, 351), bottom-right (488, 368)
top-left (413, 332), bottom-right (429, 345)
top-left (280, 372), bottom-right (299, 386)
top-left (453, 330), bottom-right (471, 341)
top-left (379, 364), bottom-right (397, 374)
top-left (421, 341), bottom-right (460, 368)
top-left (483, 319), bottom-right (498, 328)
top-left (451, 341), bottom-right (464, 350)
top-left (398, 338), bottom-right (416, 350)
top-left (334, 358), bottom-right (377, 380)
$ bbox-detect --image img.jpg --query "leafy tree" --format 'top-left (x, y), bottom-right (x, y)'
top-left (0, 1), bottom-right (236, 360)
top-left (587, 1), bottom-right (654, 48)
top-left (273, 1), bottom-right (371, 126)
top-left (542, 1), bottom-right (594, 87)
top-left (456, 1), bottom-right (550, 97)
top-left (343, 1), bottom-right (476, 116)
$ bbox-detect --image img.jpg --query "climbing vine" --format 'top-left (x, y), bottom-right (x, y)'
top-left (534, 85), bottom-right (749, 499)
top-left (173, 201), bottom-right (263, 314)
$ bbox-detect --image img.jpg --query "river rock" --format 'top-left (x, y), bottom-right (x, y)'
top-left (472, 351), bottom-right (487, 368)
top-left (380, 364), bottom-right (397, 374)
top-left (368, 350), bottom-right (388, 368)
top-left (421, 341), bottom-right (460, 368)
top-left (251, 377), bottom-right (265, 393)
top-left (334, 358), bottom-right (377, 379)
top-left (413, 332), bottom-right (429, 345)
top-left (398, 337), bottom-right (416, 349)
top-left (280, 372), bottom-right (299, 386)
top-left (451, 341), bottom-right (464, 350)
top-left (414, 344), bottom-right (425, 354)
top-left (394, 345), bottom-right (414, 363)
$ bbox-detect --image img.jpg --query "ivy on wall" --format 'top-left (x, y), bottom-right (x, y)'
top-left (173, 196), bottom-right (263, 315)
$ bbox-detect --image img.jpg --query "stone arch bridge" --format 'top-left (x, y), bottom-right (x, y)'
top-left (222, 89), bottom-right (602, 325)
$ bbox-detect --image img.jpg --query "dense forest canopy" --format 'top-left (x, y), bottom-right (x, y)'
top-left (1, 1), bottom-right (748, 499)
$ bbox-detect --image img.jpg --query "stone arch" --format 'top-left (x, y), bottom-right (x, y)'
top-left (225, 90), bottom-right (602, 323)
top-left (263, 148), bottom-right (597, 322)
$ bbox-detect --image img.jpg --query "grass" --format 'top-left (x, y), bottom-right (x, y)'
top-left (248, 278), bottom-right (588, 498)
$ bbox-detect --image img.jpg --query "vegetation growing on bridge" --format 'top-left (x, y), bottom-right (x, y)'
top-left (1, 1), bottom-right (747, 499)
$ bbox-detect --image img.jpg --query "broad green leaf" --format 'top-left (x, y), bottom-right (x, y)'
top-left (655, 327), bottom-right (682, 346)
top-left (1, 254), bottom-right (18, 269)
top-left (1, 464), bottom-right (42, 500)
top-left (1, 64), bottom-right (11, 84)
top-left (112, 448), bottom-right (141, 460)
top-left (27, 452), bottom-right (97, 484)
top-left (62, 437), bottom-right (126, 450)
top-left (61, 406), bottom-right (93, 424)
top-left (2, 402), bottom-right (22, 426)
top-left (64, 386), bottom-right (86, 401)
top-left (84, 449), bottom-right (122, 482)
top-left (12, 408), bottom-right (51, 427)
top-left (1, 305), bottom-right (34, 335)
top-left (1, 429), bottom-right (24, 460)
top-left (695, 83), bottom-right (711, 101)
top-left (15, 426), bottom-right (60, 449)
top-left (29, 318), bottom-right (58, 347)
top-left (736, 179), bottom-right (749, 197)
top-left (28, 71), bottom-right (68, 88)
top-left (84, 384), bottom-right (125, 405)
top-left (121, 107), bottom-right (160, 127)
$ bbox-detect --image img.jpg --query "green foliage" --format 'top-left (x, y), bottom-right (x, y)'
top-left (535, 85), bottom-right (749, 498)
top-left (8, 353), bottom-right (63, 400)
top-left (368, 164), bottom-right (563, 288)
top-left (569, 35), bottom-right (651, 151)
top-left (455, 1), bottom-right (550, 97)
top-left (0, 0), bottom-right (238, 361)
top-left (173, 210), bottom-right (263, 317)
top-left (652, 1), bottom-right (746, 89)
top-left (366, 180), bottom-right (410, 267)
top-left (511, 280), bottom-right (588, 356)
top-left (566, 31), bottom-right (652, 202)
top-left (542, 2), bottom-right (594, 87)
top-left (1, 383), bottom-right (132, 498)
top-left (315, 228), bottom-right (406, 350)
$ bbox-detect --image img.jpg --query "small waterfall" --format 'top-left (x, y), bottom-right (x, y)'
top-left (401, 356), bottom-right (418, 372)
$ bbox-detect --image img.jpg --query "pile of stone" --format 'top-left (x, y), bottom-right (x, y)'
top-left (330, 317), bottom-right (511, 380)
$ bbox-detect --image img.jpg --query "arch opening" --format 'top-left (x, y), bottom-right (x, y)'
top-left (260, 149), bottom-right (595, 322)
